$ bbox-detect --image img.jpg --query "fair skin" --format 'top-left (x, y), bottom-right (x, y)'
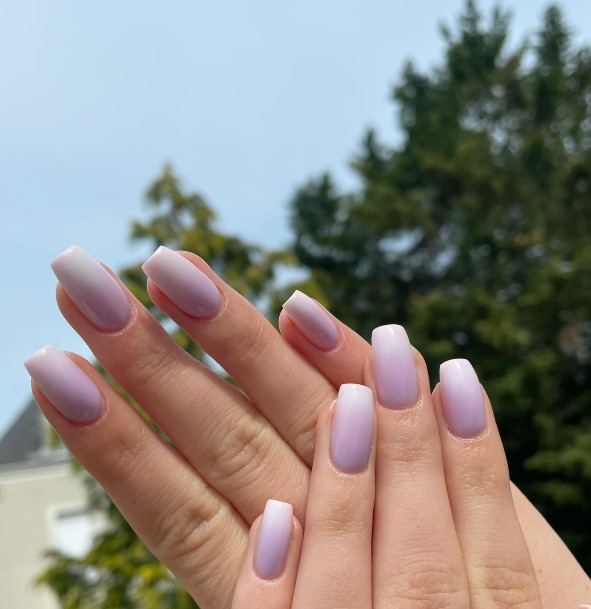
top-left (27, 248), bottom-right (590, 609)
top-left (232, 381), bottom-right (542, 609)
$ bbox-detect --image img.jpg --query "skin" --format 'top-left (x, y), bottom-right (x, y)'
top-left (28, 250), bottom-right (591, 609)
top-left (232, 384), bottom-right (543, 609)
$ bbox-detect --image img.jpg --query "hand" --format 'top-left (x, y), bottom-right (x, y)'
top-left (232, 381), bottom-right (543, 609)
top-left (25, 246), bottom-right (590, 608)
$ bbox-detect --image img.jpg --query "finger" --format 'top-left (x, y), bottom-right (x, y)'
top-left (291, 384), bottom-right (375, 609)
top-left (366, 325), bottom-right (470, 609)
top-left (231, 500), bottom-right (302, 609)
top-left (52, 246), bottom-right (309, 523)
top-left (142, 247), bottom-right (336, 463)
top-left (278, 289), bottom-right (369, 388)
top-left (25, 346), bottom-right (246, 609)
top-left (435, 359), bottom-right (542, 609)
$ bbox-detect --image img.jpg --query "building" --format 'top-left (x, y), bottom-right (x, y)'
top-left (0, 402), bottom-right (102, 609)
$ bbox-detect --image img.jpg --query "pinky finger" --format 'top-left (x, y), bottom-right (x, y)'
top-left (232, 500), bottom-right (302, 609)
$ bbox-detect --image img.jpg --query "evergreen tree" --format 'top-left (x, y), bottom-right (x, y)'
top-left (286, 1), bottom-right (591, 565)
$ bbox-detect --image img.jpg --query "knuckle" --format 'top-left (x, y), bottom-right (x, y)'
top-left (212, 414), bottom-right (275, 486)
top-left (379, 560), bottom-right (469, 609)
top-left (311, 487), bottom-right (372, 537)
top-left (458, 455), bottom-right (511, 498)
top-left (291, 384), bottom-right (334, 462)
top-left (378, 438), bottom-right (433, 469)
top-left (152, 495), bottom-right (228, 572)
top-left (472, 561), bottom-right (541, 609)
top-left (93, 419), bottom-right (149, 481)
top-left (227, 313), bottom-right (271, 367)
top-left (123, 340), bottom-right (182, 387)
top-left (292, 407), bottom-right (318, 463)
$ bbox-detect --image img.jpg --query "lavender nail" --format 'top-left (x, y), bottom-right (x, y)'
top-left (371, 324), bottom-right (419, 409)
top-left (142, 246), bottom-right (221, 319)
top-left (253, 499), bottom-right (293, 580)
top-left (24, 346), bottom-right (103, 424)
top-left (282, 290), bottom-right (340, 351)
top-left (52, 246), bottom-right (131, 331)
top-left (331, 384), bottom-right (374, 473)
top-left (439, 359), bottom-right (486, 438)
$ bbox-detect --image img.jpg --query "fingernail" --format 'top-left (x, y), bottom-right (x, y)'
top-left (331, 384), bottom-right (374, 473)
top-left (52, 246), bottom-right (131, 331)
top-left (142, 247), bottom-right (221, 319)
top-left (24, 346), bottom-right (103, 424)
top-left (371, 324), bottom-right (419, 409)
top-left (439, 359), bottom-right (486, 438)
top-left (282, 290), bottom-right (339, 351)
top-left (254, 499), bottom-right (293, 580)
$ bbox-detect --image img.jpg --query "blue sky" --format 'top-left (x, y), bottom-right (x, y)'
top-left (1, 0), bottom-right (590, 436)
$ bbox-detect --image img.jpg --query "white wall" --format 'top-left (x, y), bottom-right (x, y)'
top-left (0, 462), bottom-right (92, 609)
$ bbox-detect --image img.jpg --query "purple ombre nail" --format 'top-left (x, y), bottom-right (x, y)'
top-left (331, 384), bottom-right (374, 473)
top-left (52, 246), bottom-right (131, 331)
top-left (24, 346), bottom-right (103, 424)
top-left (282, 290), bottom-right (340, 351)
top-left (253, 499), bottom-right (293, 580)
top-left (371, 324), bottom-right (419, 409)
top-left (439, 359), bottom-right (486, 438)
top-left (142, 247), bottom-right (221, 319)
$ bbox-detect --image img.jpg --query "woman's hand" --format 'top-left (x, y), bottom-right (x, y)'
top-left (25, 245), bottom-right (590, 609)
top-left (232, 378), bottom-right (543, 609)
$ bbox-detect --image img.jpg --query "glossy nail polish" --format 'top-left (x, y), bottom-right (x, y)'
top-left (331, 384), bottom-right (374, 473)
top-left (371, 324), bottom-right (419, 409)
top-left (24, 346), bottom-right (103, 424)
top-left (254, 499), bottom-right (293, 580)
top-left (282, 290), bottom-right (339, 351)
top-left (52, 246), bottom-right (131, 331)
top-left (142, 246), bottom-right (221, 319)
top-left (439, 359), bottom-right (486, 438)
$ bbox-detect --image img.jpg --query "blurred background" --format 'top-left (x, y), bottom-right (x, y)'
top-left (1, 1), bottom-right (590, 607)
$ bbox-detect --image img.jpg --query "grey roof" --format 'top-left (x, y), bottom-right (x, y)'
top-left (0, 401), bottom-right (45, 465)
top-left (0, 401), bottom-right (69, 471)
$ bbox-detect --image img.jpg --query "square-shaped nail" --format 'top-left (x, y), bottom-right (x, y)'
top-left (439, 359), bottom-right (486, 438)
top-left (25, 346), bottom-right (103, 424)
top-left (142, 247), bottom-right (221, 319)
top-left (52, 246), bottom-right (131, 332)
top-left (371, 324), bottom-right (419, 409)
top-left (330, 384), bottom-right (374, 473)
top-left (282, 290), bottom-right (340, 351)
top-left (253, 499), bottom-right (293, 580)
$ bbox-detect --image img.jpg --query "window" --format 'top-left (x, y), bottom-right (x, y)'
top-left (49, 506), bottom-right (103, 557)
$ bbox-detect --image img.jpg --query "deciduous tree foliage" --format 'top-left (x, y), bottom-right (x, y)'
top-left (39, 2), bottom-right (591, 606)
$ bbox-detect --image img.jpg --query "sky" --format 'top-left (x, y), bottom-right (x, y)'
top-left (1, 0), bottom-right (590, 436)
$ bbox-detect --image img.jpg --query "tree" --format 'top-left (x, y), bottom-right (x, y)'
top-left (286, 1), bottom-right (591, 566)
top-left (39, 2), bottom-right (591, 605)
